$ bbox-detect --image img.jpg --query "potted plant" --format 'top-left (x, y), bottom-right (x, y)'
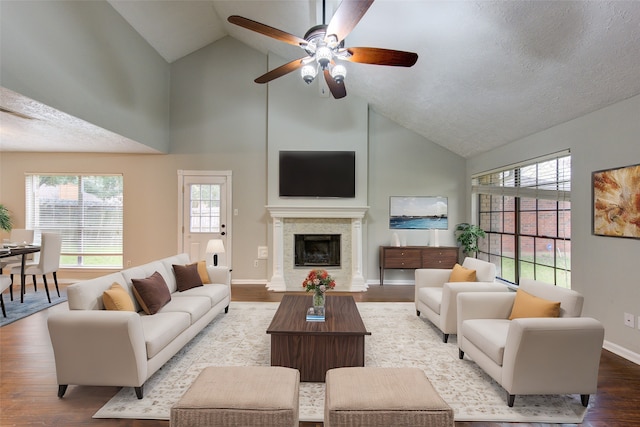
top-left (455, 223), bottom-right (485, 256)
top-left (0, 204), bottom-right (12, 233)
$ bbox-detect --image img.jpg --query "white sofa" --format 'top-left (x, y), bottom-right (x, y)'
top-left (415, 257), bottom-right (509, 343)
top-left (47, 253), bottom-right (231, 399)
top-left (457, 278), bottom-right (605, 407)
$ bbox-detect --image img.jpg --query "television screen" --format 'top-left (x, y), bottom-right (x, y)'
top-left (279, 151), bottom-right (356, 198)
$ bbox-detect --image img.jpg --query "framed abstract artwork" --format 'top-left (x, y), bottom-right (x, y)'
top-left (389, 196), bottom-right (448, 229)
top-left (592, 163), bottom-right (640, 239)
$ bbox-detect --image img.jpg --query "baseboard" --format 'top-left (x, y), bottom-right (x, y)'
top-left (231, 279), bottom-right (268, 285)
top-left (366, 279), bottom-right (414, 286)
top-left (603, 340), bottom-right (640, 365)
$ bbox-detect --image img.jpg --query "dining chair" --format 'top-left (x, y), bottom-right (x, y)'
top-left (10, 232), bottom-right (62, 303)
top-left (0, 275), bottom-right (11, 317)
top-left (1, 229), bottom-right (35, 272)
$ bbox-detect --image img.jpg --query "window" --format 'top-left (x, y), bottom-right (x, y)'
top-left (25, 174), bottom-right (123, 268)
top-left (472, 152), bottom-right (571, 287)
top-left (189, 184), bottom-right (221, 233)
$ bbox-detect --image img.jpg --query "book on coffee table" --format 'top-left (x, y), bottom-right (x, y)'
top-left (306, 306), bottom-right (325, 322)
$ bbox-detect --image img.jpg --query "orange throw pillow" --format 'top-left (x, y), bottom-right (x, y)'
top-left (449, 263), bottom-right (477, 282)
top-left (509, 289), bottom-right (561, 320)
top-left (102, 283), bottom-right (135, 312)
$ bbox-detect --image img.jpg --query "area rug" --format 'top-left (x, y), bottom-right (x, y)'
top-left (0, 287), bottom-right (67, 327)
top-left (94, 301), bottom-right (587, 423)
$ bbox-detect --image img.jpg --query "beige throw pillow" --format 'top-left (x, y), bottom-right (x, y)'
top-left (449, 263), bottom-right (477, 282)
top-left (102, 283), bottom-right (135, 312)
top-left (509, 289), bottom-right (561, 320)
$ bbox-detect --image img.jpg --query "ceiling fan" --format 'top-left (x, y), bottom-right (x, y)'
top-left (228, 0), bottom-right (418, 99)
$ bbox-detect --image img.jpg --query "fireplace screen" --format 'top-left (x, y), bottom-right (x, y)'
top-left (294, 234), bottom-right (341, 267)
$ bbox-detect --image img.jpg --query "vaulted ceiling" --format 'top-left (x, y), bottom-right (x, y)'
top-left (2, 1), bottom-right (640, 157)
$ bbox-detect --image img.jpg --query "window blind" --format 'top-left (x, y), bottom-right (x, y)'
top-left (472, 150), bottom-right (571, 202)
top-left (25, 174), bottom-right (123, 267)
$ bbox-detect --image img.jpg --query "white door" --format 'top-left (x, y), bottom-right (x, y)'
top-left (178, 170), bottom-right (232, 267)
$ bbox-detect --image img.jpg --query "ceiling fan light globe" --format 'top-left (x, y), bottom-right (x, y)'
top-left (316, 46), bottom-right (333, 69)
top-left (331, 64), bottom-right (347, 83)
top-left (301, 64), bottom-right (317, 84)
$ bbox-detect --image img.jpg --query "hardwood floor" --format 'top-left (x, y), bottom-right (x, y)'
top-left (1, 284), bottom-right (638, 426)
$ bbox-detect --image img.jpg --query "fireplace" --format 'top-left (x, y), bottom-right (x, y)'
top-left (294, 234), bottom-right (341, 267)
top-left (266, 206), bottom-right (368, 292)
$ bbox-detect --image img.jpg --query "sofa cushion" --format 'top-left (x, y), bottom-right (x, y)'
top-left (67, 272), bottom-right (128, 310)
top-left (461, 319), bottom-right (511, 366)
top-left (508, 289), bottom-right (561, 320)
top-left (195, 260), bottom-right (211, 284)
top-left (420, 287), bottom-right (442, 315)
top-left (102, 283), bottom-right (136, 312)
top-left (159, 253), bottom-right (191, 292)
top-left (132, 271), bottom-right (172, 315)
top-left (173, 263), bottom-right (204, 292)
top-left (163, 295), bottom-right (211, 324)
top-left (139, 312), bottom-right (191, 359)
top-left (449, 263), bottom-right (477, 282)
top-left (179, 283), bottom-right (230, 308)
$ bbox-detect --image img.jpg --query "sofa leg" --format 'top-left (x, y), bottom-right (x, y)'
top-left (443, 333), bottom-right (449, 343)
top-left (507, 393), bottom-right (515, 407)
top-left (581, 394), bottom-right (590, 407)
top-left (416, 310), bottom-right (420, 316)
top-left (135, 386), bottom-right (143, 399)
top-left (225, 305), bottom-right (229, 314)
top-left (57, 385), bottom-right (68, 398)
top-left (458, 349), bottom-right (464, 359)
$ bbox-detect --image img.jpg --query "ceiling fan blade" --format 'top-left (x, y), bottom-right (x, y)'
top-left (345, 47), bottom-right (418, 67)
top-left (254, 57), bottom-right (309, 84)
top-left (326, 0), bottom-right (374, 42)
top-left (323, 69), bottom-right (347, 99)
top-left (228, 15), bottom-right (307, 47)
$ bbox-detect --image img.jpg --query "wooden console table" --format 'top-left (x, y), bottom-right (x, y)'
top-left (379, 246), bottom-right (458, 285)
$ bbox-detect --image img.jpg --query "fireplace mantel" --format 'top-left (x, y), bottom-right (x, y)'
top-left (266, 206), bottom-right (369, 219)
top-left (266, 206), bottom-right (369, 292)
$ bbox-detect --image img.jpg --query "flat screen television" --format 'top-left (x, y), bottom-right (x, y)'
top-left (279, 151), bottom-right (356, 198)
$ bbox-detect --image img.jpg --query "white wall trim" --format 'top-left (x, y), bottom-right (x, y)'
top-left (603, 340), bottom-right (640, 365)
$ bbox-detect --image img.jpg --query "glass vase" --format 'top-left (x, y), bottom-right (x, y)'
top-left (313, 290), bottom-right (325, 309)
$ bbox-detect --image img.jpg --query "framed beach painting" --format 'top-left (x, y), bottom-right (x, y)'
top-left (592, 163), bottom-right (640, 239)
top-left (389, 196), bottom-right (448, 230)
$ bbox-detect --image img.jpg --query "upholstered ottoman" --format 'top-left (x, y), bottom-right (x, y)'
top-left (170, 366), bottom-right (300, 427)
top-left (325, 367), bottom-right (454, 427)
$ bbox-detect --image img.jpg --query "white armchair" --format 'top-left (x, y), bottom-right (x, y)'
top-left (457, 278), bottom-right (605, 407)
top-left (415, 257), bottom-right (508, 343)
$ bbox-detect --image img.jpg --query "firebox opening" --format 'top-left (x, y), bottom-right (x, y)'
top-left (294, 234), bottom-right (341, 267)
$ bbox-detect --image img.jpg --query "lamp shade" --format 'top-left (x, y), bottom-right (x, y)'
top-left (206, 239), bottom-right (225, 254)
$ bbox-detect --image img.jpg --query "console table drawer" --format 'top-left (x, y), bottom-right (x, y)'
top-left (384, 249), bottom-right (422, 268)
top-left (421, 248), bottom-right (458, 268)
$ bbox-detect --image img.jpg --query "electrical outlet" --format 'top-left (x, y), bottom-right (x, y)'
top-left (253, 260), bottom-right (259, 268)
top-left (624, 312), bottom-right (635, 328)
top-left (234, 209), bottom-right (238, 216)
top-left (638, 316), bottom-right (640, 330)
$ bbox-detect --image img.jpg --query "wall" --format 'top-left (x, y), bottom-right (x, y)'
top-left (0, 0), bottom-right (170, 152)
top-left (170, 37), bottom-right (269, 281)
top-left (367, 112), bottom-right (467, 283)
top-left (468, 94), bottom-right (640, 361)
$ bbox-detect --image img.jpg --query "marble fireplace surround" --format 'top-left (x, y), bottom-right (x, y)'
top-left (266, 206), bottom-right (369, 292)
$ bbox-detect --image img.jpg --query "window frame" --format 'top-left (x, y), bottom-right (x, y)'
top-left (472, 151), bottom-right (571, 287)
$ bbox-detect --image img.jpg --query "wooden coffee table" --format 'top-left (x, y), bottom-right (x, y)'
top-left (267, 294), bottom-right (371, 382)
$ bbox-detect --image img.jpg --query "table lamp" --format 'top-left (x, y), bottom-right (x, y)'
top-left (206, 239), bottom-right (225, 266)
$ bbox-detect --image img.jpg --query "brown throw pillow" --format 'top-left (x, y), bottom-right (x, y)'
top-left (103, 283), bottom-right (135, 312)
top-left (509, 289), bottom-right (561, 320)
top-left (449, 263), bottom-right (477, 282)
top-left (131, 271), bottom-right (171, 315)
top-left (174, 263), bottom-right (204, 292)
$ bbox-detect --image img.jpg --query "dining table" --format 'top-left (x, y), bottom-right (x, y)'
top-left (0, 245), bottom-right (41, 303)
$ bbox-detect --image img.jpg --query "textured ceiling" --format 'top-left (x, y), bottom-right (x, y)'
top-left (2, 0), bottom-right (640, 157)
